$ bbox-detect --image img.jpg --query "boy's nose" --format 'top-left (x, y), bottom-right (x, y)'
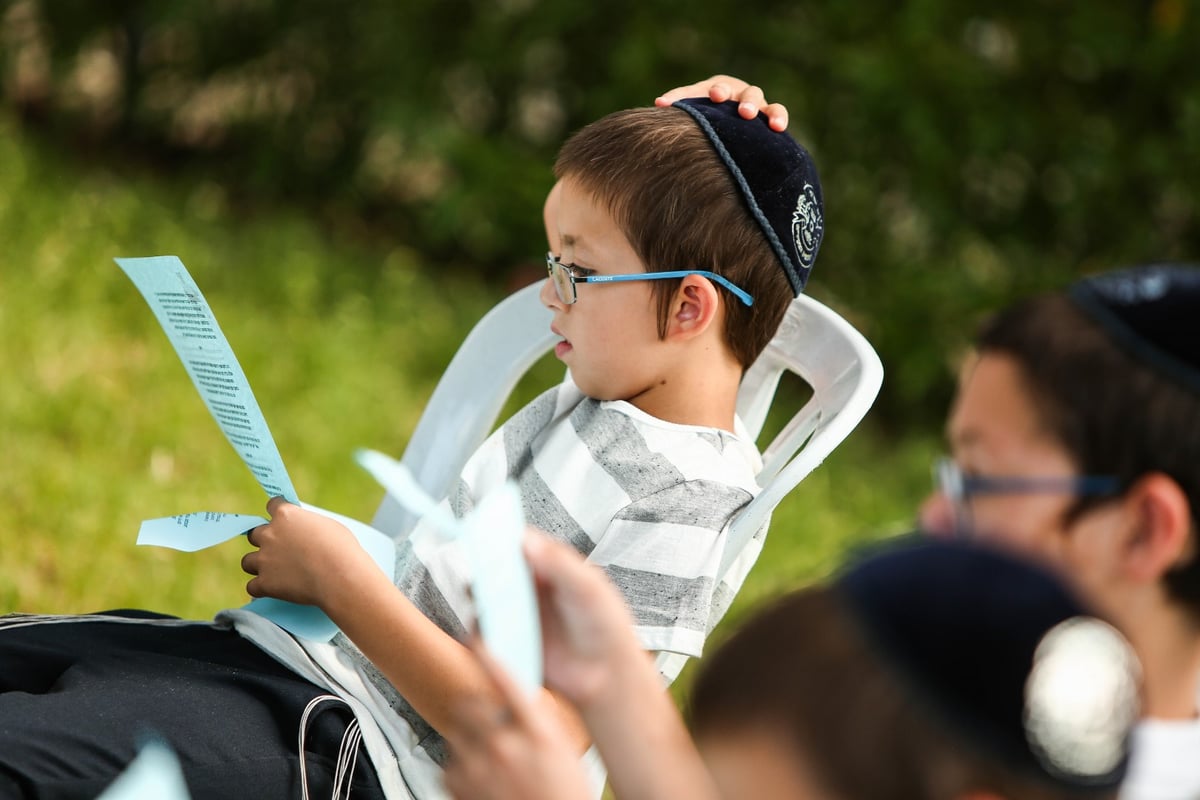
top-left (917, 491), bottom-right (957, 538)
top-left (540, 276), bottom-right (563, 310)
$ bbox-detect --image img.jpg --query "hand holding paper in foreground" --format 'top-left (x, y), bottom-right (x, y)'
top-left (444, 534), bottom-right (720, 800)
top-left (443, 638), bottom-right (594, 800)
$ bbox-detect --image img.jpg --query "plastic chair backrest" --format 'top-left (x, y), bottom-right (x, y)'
top-left (371, 281), bottom-right (884, 581)
top-left (719, 291), bottom-right (884, 577)
top-left (371, 283), bottom-right (557, 537)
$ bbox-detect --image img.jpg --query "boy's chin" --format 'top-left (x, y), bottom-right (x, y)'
top-left (572, 375), bottom-right (623, 403)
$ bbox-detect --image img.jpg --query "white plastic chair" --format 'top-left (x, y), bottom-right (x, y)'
top-left (370, 281), bottom-right (881, 797)
top-left (371, 280), bottom-right (884, 581)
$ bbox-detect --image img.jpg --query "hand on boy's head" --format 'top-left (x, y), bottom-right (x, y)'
top-left (240, 496), bottom-right (370, 607)
top-left (522, 532), bottom-right (647, 708)
top-left (655, 74), bottom-right (789, 131)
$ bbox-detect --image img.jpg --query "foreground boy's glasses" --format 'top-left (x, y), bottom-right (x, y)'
top-left (546, 252), bottom-right (754, 307)
top-left (933, 457), bottom-right (1122, 534)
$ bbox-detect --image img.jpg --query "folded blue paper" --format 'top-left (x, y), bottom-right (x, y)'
top-left (355, 448), bottom-right (543, 694)
top-left (118, 255), bottom-right (395, 642)
top-left (137, 512), bottom-right (266, 552)
top-left (117, 255), bottom-right (538, 680)
top-left (96, 740), bottom-right (190, 800)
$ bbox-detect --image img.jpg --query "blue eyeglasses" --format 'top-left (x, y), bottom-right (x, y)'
top-left (545, 252), bottom-right (754, 307)
top-left (933, 457), bottom-right (1123, 533)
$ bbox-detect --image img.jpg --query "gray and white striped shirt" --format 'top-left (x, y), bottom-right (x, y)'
top-left (225, 377), bottom-right (764, 798)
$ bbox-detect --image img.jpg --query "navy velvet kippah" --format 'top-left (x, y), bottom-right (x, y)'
top-left (673, 99), bottom-right (824, 296)
top-left (1067, 263), bottom-right (1200, 395)
top-left (837, 538), bottom-right (1139, 791)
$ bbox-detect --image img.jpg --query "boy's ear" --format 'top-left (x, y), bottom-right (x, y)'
top-left (1118, 472), bottom-right (1194, 584)
top-left (667, 275), bottom-right (722, 340)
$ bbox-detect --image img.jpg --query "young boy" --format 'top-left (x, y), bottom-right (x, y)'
top-left (0, 96), bottom-right (824, 799)
top-left (918, 263), bottom-right (1200, 800)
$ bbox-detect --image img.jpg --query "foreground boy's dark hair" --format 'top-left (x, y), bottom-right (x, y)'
top-left (690, 540), bottom-right (1137, 800)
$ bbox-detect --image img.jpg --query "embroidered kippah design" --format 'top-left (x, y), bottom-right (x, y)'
top-left (792, 183), bottom-right (823, 270)
top-left (674, 99), bottom-right (824, 296)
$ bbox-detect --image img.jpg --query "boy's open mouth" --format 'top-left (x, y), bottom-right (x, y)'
top-left (551, 324), bottom-right (571, 358)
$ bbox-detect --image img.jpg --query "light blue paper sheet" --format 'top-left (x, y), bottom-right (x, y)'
top-left (96, 740), bottom-right (190, 800)
top-left (117, 255), bottom-right (397, 642)
top-left (355, 448), bottom-right (543, 693)
top-left (137, 503), bottom-right (396, 642)
top-left (137, 512), bottom-right (266, 552)
top-left (115, 256), bottom-right (298, 503)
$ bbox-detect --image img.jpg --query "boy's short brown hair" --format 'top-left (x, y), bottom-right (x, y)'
top-left (553, 106), bottom-right (796, 368)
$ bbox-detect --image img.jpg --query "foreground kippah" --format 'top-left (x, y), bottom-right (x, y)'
top-left (673, 99), bottom-right (824, 295)
top-left (1067, 263), bottom-right (1200, 395)
top-left (837, 538), bottom-right (1139, 791)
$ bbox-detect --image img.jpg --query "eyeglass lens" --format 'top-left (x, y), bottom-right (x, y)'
top-left (547, 256), bottom-right (576, 305)
top-left (933, 458), bottom-right (973, 535)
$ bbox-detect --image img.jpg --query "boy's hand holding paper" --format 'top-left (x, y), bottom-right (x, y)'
top-left (117, 256), bottom-right (544, 694)
top-left (116, 255), bottom-right (395, 642)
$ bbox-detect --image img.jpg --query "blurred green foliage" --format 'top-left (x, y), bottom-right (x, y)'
top-left (0, 111), bottom-right (925, 629)
top-left (0, 111), bottom-right (504, 615)
top-left (3, 4), bottom-right (1196, 758)
top-left (5, 1), bottom-right (1199, 424)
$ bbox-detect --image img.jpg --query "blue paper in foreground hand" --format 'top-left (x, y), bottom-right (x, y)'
top-left (96, 740), bottom-right (190, 800)
top-left (355, 448), bottom-right (543, 693)
top-left (460, 482), bottom-right (544, 695)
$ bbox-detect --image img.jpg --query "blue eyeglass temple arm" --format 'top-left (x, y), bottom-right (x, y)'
top-left (583, 271), bottom-right (755, 307)
top-left (934, 457), bottom-right (1123, 500)
top-left (962, 474), bottom-right (1123, 496)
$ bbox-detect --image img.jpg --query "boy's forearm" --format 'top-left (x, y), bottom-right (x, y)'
top-left (580, 650), bottom-right (720, 800)
top-left (320, 566), bottom-right (589, 748)
top-left (319, 564), bottom-right (496, 732)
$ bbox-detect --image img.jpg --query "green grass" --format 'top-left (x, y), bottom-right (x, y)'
top-left (0, 115), bottom-right (502, 617)
top-left (0, 112), bottom-right (938, 666)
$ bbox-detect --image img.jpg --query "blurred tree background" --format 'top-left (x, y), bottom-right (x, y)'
top-left (2, 0), bottom-right (1199, 636)
top-left (6, 0), bottom-right (1198, 428)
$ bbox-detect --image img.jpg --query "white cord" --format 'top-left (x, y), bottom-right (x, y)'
top-left (298, 694), bottom-right (363, 800)
top-left (331, 719), bottom-right (363, 798)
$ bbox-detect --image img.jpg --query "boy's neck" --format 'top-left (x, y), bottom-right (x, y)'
top-left (1126, 591), bottom-right (1200, 720)
top-left (624, 352), bottom-right (744, 433)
